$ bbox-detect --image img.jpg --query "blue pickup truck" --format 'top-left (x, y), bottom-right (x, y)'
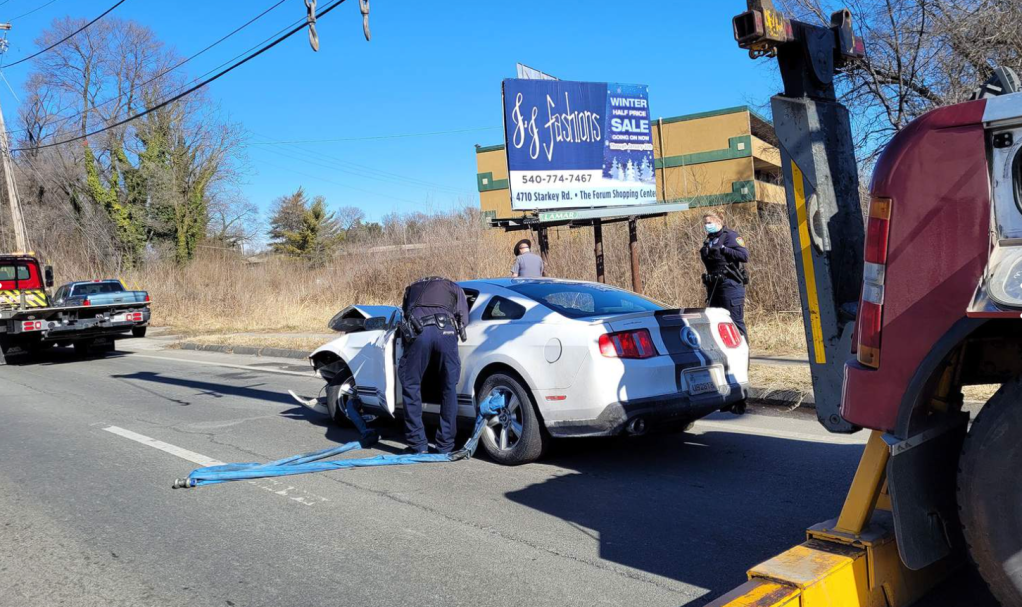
top-left (52, 280), bottom-right (151, 338)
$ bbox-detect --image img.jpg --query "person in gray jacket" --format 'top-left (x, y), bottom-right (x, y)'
top-left (511, 239), bottom-right (545, 278)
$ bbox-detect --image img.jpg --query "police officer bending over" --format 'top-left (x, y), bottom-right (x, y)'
top-left (700, 212), bottom-right (749, 339)
top-left (398, 276), bottom-right (470, 454)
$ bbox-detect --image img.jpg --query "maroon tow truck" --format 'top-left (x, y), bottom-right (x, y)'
top-left (708, 3), bottom-right (1022, 606)
top-left (0, 253), bottom-right (151, 364)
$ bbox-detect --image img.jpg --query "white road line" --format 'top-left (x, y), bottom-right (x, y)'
top-left (129, 353), bottom-right (314, 377)
top-left (691, 419), bottom-right (870, 445)
top-left (103, 425), bottom-right (327, 506)
top-left (104, 425), bottom-right (224, 466)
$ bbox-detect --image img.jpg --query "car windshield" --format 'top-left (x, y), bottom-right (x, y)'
top-left (506, 281), bottom-right (665, 318)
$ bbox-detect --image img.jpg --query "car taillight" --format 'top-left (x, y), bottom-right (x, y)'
top-left (599, 329), bottom-right (657, 359)
top-left (83, 298), bottom-right (91, 306)
top-left (717, 322), bottom-right (742, 348)
top-left (144, 294), bottom-right (150, 302)
top-left (857, 196), bottom-right (891, 368)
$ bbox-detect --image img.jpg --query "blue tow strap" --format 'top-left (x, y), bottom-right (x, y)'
top-left (172, 393), bottom-right (505, 489)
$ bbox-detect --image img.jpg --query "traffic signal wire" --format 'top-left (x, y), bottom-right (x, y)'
top-left (14, 0), bottom-right (348, 152)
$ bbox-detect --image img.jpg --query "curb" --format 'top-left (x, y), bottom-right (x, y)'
top-left (747, 387), bottom-right (816, 409)
top-left (177, 342), bottom-right (310, 361)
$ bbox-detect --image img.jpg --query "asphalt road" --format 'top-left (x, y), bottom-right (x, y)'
top-left (0, 340), bottom-right (996, 607)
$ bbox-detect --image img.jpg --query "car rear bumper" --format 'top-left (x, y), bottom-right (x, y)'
top-left (544, 382), bottom-right (748, 438)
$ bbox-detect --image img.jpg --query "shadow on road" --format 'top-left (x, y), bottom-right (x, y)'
top-left (506, 430), bottom-right (857, 603)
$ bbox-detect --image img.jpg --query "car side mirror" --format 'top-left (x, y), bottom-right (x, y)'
top-left (44, 266), bottom-right (54, 288)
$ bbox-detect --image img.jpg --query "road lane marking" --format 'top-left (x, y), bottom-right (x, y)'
top-left (103, 425), bottom-right (327, 506)
top-left (104, 425), bottom-right (224, 466)
top-left (692, 419), bottom-right (869, 445)
top-left (129, 354), bottom-right (314, 377)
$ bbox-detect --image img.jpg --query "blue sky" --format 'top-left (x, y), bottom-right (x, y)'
top-left (0, 0), bottom-right (779, 223)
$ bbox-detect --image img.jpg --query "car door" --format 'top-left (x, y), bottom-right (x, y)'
top-left (342, 309), bottom-right (400, 418)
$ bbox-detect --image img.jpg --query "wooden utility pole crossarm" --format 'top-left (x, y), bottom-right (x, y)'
top-left (0, 22), bottom-right (29, 252)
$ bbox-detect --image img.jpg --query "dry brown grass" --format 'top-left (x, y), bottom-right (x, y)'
top-left (37, 205), bottom-right (810, 356)
top-left (173, 334), bottom-right (328, 353)
top-left (748, 363), bottom-right (814, 405)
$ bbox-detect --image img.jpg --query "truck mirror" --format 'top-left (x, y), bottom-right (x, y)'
top-left (44, 265), bottom-right (54, 288)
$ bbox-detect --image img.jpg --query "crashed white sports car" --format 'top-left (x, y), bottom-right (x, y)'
top-left (303, 278), bottom-right (749, 465)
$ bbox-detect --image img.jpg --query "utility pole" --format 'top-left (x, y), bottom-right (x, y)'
top-left (0, 22), bottom-right (29, 252)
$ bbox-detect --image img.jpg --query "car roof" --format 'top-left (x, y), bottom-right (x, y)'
top-left (459, 277), bottom-right (614, 289)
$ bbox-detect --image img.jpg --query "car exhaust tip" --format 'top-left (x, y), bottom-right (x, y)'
top-left (626, 417), bottom-right (648, 436)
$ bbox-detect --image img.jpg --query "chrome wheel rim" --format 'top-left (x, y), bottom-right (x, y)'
top-left (483, 386), bottom-right (524, 452)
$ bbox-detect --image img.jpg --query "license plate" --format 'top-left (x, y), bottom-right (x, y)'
top-left (684, 367), bottom-right (718, 395)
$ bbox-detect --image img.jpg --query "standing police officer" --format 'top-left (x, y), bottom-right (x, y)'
top-left (398, 276), bottom-right (470, 454)
top-left (700, 212), bottom-right (749, 339)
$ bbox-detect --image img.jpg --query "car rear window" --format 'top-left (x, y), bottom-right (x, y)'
top-left (507, 282), bottom-right (664, 318)
top-left (74, 282), bottom-right (123, 296)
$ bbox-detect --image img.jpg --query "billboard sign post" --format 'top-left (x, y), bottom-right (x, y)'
top-left (502, 79), bottom-right (657, 211)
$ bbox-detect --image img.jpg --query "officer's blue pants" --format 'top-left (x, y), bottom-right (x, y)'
top-left (398, 325), bottom-right (461, 453)
top-left (709, 281), bottom-right (747, 339)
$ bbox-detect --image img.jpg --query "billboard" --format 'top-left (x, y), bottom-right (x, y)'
top-left (502, 79), bottom-right (656, 211)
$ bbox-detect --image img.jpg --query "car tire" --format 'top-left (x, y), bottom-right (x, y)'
top-left (478, 373), bottom-right (547, 465)
top-left (131, 327), bottom-right (147, 338)
top-left (958, 379), bottom-right (1022, 607)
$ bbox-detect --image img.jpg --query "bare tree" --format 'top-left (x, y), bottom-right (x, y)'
top-left (14, 16), bottom-right (246, 265)
top-left (779, 0), bottom-right (1022, 161)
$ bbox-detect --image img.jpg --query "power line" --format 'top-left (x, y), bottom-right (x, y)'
top-left (9, 0), bottom-right (61, 22)
top-left (13, 0), bottom-right (329, 152)
top-left (6, 0), bottom-right (289, 139)
top-left (4, 0), bottom-right (127, 68)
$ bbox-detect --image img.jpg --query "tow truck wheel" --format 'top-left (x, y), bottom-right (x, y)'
top-left (958, 379), bottom-right (1022, 607)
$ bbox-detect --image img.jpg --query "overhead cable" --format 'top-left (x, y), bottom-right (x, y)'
top-left (4, 0), bottom-right (127, 68)
top-left (15, 0), bottom-right (349, 152)
top-left (6, 0), bottom-right (289, 138)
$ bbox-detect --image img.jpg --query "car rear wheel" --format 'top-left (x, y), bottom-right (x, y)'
top-left (131, 327), bottom-right (147, 338)
top-left (958, 378), bottom-right (1022, 607)
top-left (478, 373), bottom-right (547, 465)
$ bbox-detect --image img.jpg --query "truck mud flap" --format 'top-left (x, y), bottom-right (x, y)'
top-left (885, 415), bottom-right (968, 569)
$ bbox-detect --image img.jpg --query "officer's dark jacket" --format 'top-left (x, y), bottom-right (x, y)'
top-left (401, 277), bottom-right (470, 325)
top-left (700, 227), bottom-right (749, 279)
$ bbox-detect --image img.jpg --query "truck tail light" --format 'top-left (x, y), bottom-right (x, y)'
top-left (21, 321), bottom-right (43, 332)
top-left (599, 329), bottom-right (657, 359)
top-left (857, 197), bottom-right (891, 368)
top-left (717, 322), bottom-right (743, 348)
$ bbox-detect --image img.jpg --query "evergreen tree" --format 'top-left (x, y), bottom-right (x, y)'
top-left (624, 159), bottom-right (637, 181)
top-left (268, 188), bottom-right (342, 262)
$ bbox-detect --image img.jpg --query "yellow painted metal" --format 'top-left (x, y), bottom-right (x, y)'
top-left (834, 430), bottom-right (889, 536)
top-left (0, 288), bottom-right (47, 308)
top-left (704, 579), bottom-right (799, 607)
top-left (791, 161), bottom-right (826, 364)
top-left (707, 533), bottom-right (952, 607)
